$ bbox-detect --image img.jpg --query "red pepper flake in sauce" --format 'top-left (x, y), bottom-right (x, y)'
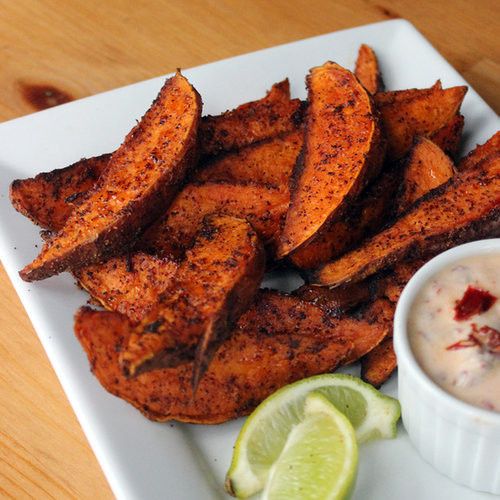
top-left (446, 324), bottom-right (500, 354)
top-left (454, 286), bottom-right (497, 321)
top-left (473, 325), bottom-right (500, 354)
top-left (446, 334), bottom-right (481, 351)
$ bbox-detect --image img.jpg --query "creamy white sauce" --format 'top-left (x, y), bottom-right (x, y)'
top-left (409, 253), bottom-right (500, 412)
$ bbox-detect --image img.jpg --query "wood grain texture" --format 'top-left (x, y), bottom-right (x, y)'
top-left (0, 0), bottom-right (498, 498)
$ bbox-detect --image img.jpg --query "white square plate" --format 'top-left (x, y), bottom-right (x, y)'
top-left (0, 19), bottom-right (498, 500)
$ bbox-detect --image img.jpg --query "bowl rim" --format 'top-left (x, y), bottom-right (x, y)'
top-left (394, 238), bottom-right (500, 425)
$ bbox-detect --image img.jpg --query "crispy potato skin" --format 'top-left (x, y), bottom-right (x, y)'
top-left (354, 44), bottom-right (384, 94)
top-left (200, 79), bottom-right (304, 156)
top-left (375, 83), bottom-right (467, 160)
top-left (314, 154), bottom-right (500, 287)
top-left (193, 128), bottom-right (302, 187)
top-left (74, 253), bottom-right (177, 325)
top-left (140, 181), bottom-right (290, 259)
top-left (20, 73), bottom-right (202, 282)
top-left (74, 290), bottom-right (395, 423)
top-left (278, 61), bottom-right (385, 258)
top-left (458, 130), bottom-right (500, 171)
top-left (288, 166), bottom-right (402, 270)
top-left (10, 153), bottom-right (110, 232)
top-left (396, 136), bottom-right (455, 214)
top-left (121, 215), bottom-right (266, 384)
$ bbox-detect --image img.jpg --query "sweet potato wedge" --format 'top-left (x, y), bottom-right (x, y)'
top-left (354, 44), bottom-right (384, 94)
top-left (140, 181), bottom-right (290, 259)
top-left (396, 136), bottom-right (455, 214)
top-left (313, 154), bottom-right (500, 287)
top-left (429, 113), bottom-right (464, 159)
top-left (121, 215), bottom-right (265, 389)
top-left (277, 61), bottom-right (385, 258)
top-left (74, 289), bottom-right (394, 423)
top-left (247, 291), bottom-right (389, 365)
top-left (382, 256), bottom-right (432, 304)
top-left (374, 83), bottom-right (467, 160)
top-left (200, 79), bottom-right (304, 156)
top-left (10, 153), bottom-right (110, 232)
top-left (361, 337), bottom-right (397, 388)
top-left (374, 81), bottom-right (442, 106)
top-left (74, 296), bottom-right (351, 423)
top-left (293, 281), bottom-right (373, 317)
top-left (457, 130), bottom-right (500, 171)
top-left (288, 165), bottom-right (402, 270)
top-left (20, 72), bottom-right (202, 282)
top-left (193, 128), bottom-right (302, 187)
top-left (74, 253), bottom-right (177, 325)
top-left (292, 289), bottom-right (391, 364)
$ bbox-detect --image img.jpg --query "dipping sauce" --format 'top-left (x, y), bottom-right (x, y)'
top-left (408, 253), bottom-right (500, 412)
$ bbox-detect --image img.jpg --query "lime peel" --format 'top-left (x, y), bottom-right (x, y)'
top-left (225, 373), bottom-right (400, 498)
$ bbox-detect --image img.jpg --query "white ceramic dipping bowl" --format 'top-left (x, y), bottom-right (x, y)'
top-left (394, 239), bottom-right (500, 494)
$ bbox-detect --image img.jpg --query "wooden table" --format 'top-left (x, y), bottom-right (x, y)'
top-left (0, 1), bottom-right (498, 498)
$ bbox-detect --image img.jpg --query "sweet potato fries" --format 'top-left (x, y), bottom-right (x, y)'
top-left (11, 47), bottom-right (500, 424)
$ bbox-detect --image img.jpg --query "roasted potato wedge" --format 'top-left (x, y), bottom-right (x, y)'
top-left (458, 130), bottom-right (500, 171)
top-left (121, 215), bottom-right (265, 390)
top-left (74, 253), bottom-right (177, 325)
top-left (373, 80), bottom-right (442, 105)
top-left (361, 338), bottom-right (397, 388)
top-left (20, 72), bottom-right (202, 282)
top-left (314, 153), bottom-right (500, 287)
top-left (278, 61), bottom-right (385, 257)
top-left (10, 153), bottom-right (110, 232)
top-left (355, 44), bottom-right (384, 94)
top-left (429, 113), bottom-right (464, 159)
top-left (396, 136), bottom-right (455, 214)
top-left (193, 128), bottom-right (302, 187)
top-left (200, 79), bottom-right (304, 156)
top-left (288, 165), bottom-right (402, 270)
top-left (250, 291), bottom-right (389, 365)
top-left (374, 83), bottom-right (467, 160)
top-left (140, 181), bottom-right (290, 259)
top-left (293, 281), bottom-right (372, 317)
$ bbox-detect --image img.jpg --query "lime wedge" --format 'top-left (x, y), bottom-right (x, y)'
top-left (225, 373), bottom-right (400, 498)
top-left (263, 392), bottom-right (358, 500)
